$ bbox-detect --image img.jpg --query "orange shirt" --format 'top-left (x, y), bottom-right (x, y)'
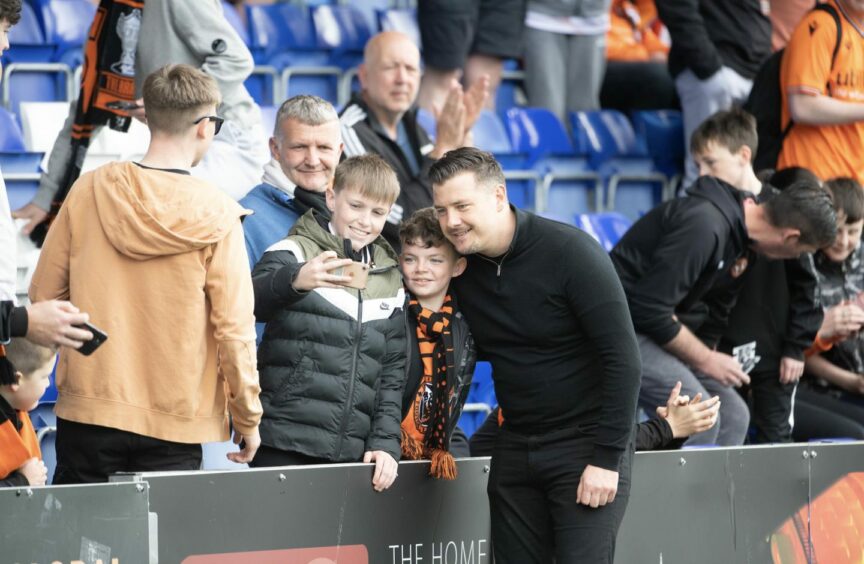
top-left (607, 0), bottom-right (669, 62)
top-left (0, 412), bottom-right (41, 480)
top-left (778, 0), bottom-right (864, 183)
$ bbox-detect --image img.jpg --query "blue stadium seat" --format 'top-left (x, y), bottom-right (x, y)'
top-left (30, 402), bottom-right (56, 430)
top-left (0, 107), bottom-right (26, 152)
top-left (571, 110), bottom-right (667, 220)
top-left (377, 8), bottom-right (421, 48)
top-left (497, 59), bottom-right (524, 112)
top-left (221, 0), bottom-right (250, 46)
top-left (630, 109), bottom-right (685, 182)
top-left (502, 107), bottom-right (601, 215)
top-left (312, 5), bottom-right (373, 69)
top-left (573, 212), bottom-right (634, 252)
top-left (458, 362), bottom-right (496, 438)
top-left (39, 0), bottom-right (96, 67)
top-left (4, 2), bottom-right (54, 63)
top-left (247, 4), bottom-right (340, 105)
top-left (3, 63), bottom-right (72, 119)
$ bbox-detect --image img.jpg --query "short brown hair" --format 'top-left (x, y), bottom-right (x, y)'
top-left (142, 64), bottom-right (222, 135)
top-left (428, 147), bottom-right (505, 190)
top-left (0, 0), bottom-right (22, 25)
top-left (400, 207), bottom-right (455, 252)
top-left (690, 108), bottom-right (758, 162)
top-left (824, 177), bottom-right (864, 224)
top-left (4, 338), bottom-right (55, 380)
top-left (333, 154), bottom-right (400, 204)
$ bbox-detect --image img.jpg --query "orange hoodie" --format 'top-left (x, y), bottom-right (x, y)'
top-left (30, 162), bottom-right (262, 444)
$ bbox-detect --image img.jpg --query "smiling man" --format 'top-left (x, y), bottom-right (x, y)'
top-left (431, 147), bottom-right (643, 564)
top-left (341, 31), bottom-right (488, 251)
top-left (240, 95), bottom-right (344, 269)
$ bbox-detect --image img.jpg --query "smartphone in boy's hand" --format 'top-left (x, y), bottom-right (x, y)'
top-left (333, 262), bottom-right (370, 290)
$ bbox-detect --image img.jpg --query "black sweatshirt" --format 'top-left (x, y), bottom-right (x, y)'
top-left (716, 186), bottom-right (823, 367)
top-left (611, 177), bottom-right (750, 347)
top-left (451, 208), bottom-right (642, 471)
top-left (656, 0), bottom-right (771, 80)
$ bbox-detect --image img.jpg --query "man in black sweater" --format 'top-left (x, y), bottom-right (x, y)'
top-left (611, 175), bottom-right (836, 446)
top-left (430, 148), bottom-right (642, 564)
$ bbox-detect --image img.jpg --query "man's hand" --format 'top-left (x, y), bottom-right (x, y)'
top-left (363, 450), bottom-right (398, 492)
top-left (656, 381), bottom-right (721, 439)
top-left (576, 464), bottom-right (618, 508)
top-left (18, 457), bottom-right (48, 486)
top-left (227, 427), bottom-right (260, 464)
top-left (291, 251), bottom-right (353, 292)
top-left (819, 302), bottom-right (864, 342)
top-left (12, 203), bottom-right (49, 236)
top-left (696, 351), bottom-right (750, 388)
top-left (25, 300), bottom-right (91, 348)
top-left (127, 98), bottom-right (146, 124)
top-left (779, 356), bottom-right (805, 384)
top-left (430, 81), bottom-right (466, 158)
top-left (462, 74), bottom-right (490, 134)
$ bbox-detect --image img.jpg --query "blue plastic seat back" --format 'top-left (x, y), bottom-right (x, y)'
top-left (570, 110), bottom-right (649, 168)
top-left (467, 362), bottom-right (496, 408)
top-left (377, 8), bottom-right (421, 49)
top-left (6, 71), bottom-right (69, 118)
top-left (221, 1), bottom-right (250, 46)
top-left (248, 3), bottom-right (316, 65)
top-left (630, 109), bottom-right (685, 176)
top-left (30, 402), bottom-right (57, 430)
top-left (574, 212), bottom-right (634, 252)
top-left (473, 110), bottom-right (513, 154)
top-left (0, 107), bottom-right (27, 152)
top-left (313, 4), bottom-right (373, 67)
top-left (41, 0), bottom-right (96, 65)
top-left (4, 3), bottom-right (55, 63)
top-left (502, 107), bottom-right (574, 166)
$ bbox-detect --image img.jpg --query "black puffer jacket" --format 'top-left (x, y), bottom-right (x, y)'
top-left (252, 211), bottom-right (408, 462)
top-left (401, 296), bottom-right (477, 447)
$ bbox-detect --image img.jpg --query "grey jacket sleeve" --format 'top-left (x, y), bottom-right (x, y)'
top-left (33, 102), bottom-right (104, 211)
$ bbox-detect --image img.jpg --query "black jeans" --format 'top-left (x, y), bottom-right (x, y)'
top-left (488, 425), bottom-right (633, 564)
top-left (745, 368), bottom-right (796, 444)
top-left (54, 418), bottom-right (202, 484)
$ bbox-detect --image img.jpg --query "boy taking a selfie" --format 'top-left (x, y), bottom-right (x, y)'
top-left (251, 154), bottom-right (407, 492)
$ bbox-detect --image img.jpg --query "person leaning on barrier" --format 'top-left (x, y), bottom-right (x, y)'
top-left (29, 64), bottom-right (263, 484)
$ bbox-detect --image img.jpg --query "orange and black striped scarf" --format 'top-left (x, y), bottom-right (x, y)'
top-left (401, 296), bottom-right (458, 479)
top-left (30, 0), bottom-right (144, 245)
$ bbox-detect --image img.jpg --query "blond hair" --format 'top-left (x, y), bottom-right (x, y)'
top-left (333, 154), bottom-right (400, 205)
top-left (142, 64), bottom-right (222, 135)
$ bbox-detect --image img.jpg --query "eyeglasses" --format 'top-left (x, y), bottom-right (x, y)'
top-left (193, 115), bottom-right (224, 136)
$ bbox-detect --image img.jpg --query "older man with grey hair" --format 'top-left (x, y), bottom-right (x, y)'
top-left (240, 95), bottom-right (344, 268)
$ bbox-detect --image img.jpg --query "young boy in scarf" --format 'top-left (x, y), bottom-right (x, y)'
top-left (0, 338), bottom-right (54, 487)
top-left (399, 208), bottom-right (476, 480)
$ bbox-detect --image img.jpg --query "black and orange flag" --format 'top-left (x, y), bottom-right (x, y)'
top-left (31, 0), bottom-right (144, 246)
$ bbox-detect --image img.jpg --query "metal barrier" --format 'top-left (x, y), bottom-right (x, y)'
top-left (2, 442), bottom-right (863, 563)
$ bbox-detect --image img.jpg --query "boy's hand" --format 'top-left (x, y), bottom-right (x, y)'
top-left (363, 450), bottom-right (398, 492)
top-left (18, 457), bottom-right (48, 486)
top-left (227, 427), bottom-right (260, 464)
top-left (292, 251), bottom-right (354, 292)
top-left (12, 203), bottom-right (48, 235)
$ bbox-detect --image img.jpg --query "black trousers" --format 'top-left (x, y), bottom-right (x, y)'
top-left (793, 382), bottom-right (864, 441)
top-left (745, 368), bottom-right (796, 444)
top-left (54, 418), bottom-right (202, 484)
top-left (488, 425), bottom-right (633, 564)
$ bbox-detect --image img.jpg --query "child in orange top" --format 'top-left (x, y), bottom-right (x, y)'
top-left (0, 338), bottom-right (54, 487)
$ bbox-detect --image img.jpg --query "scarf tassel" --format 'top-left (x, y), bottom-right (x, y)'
top-left (428, 448), bottom-right (457, 480)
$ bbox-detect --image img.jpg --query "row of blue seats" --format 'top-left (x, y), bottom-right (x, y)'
top-left (417, 106), bottom-right (684, 220)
